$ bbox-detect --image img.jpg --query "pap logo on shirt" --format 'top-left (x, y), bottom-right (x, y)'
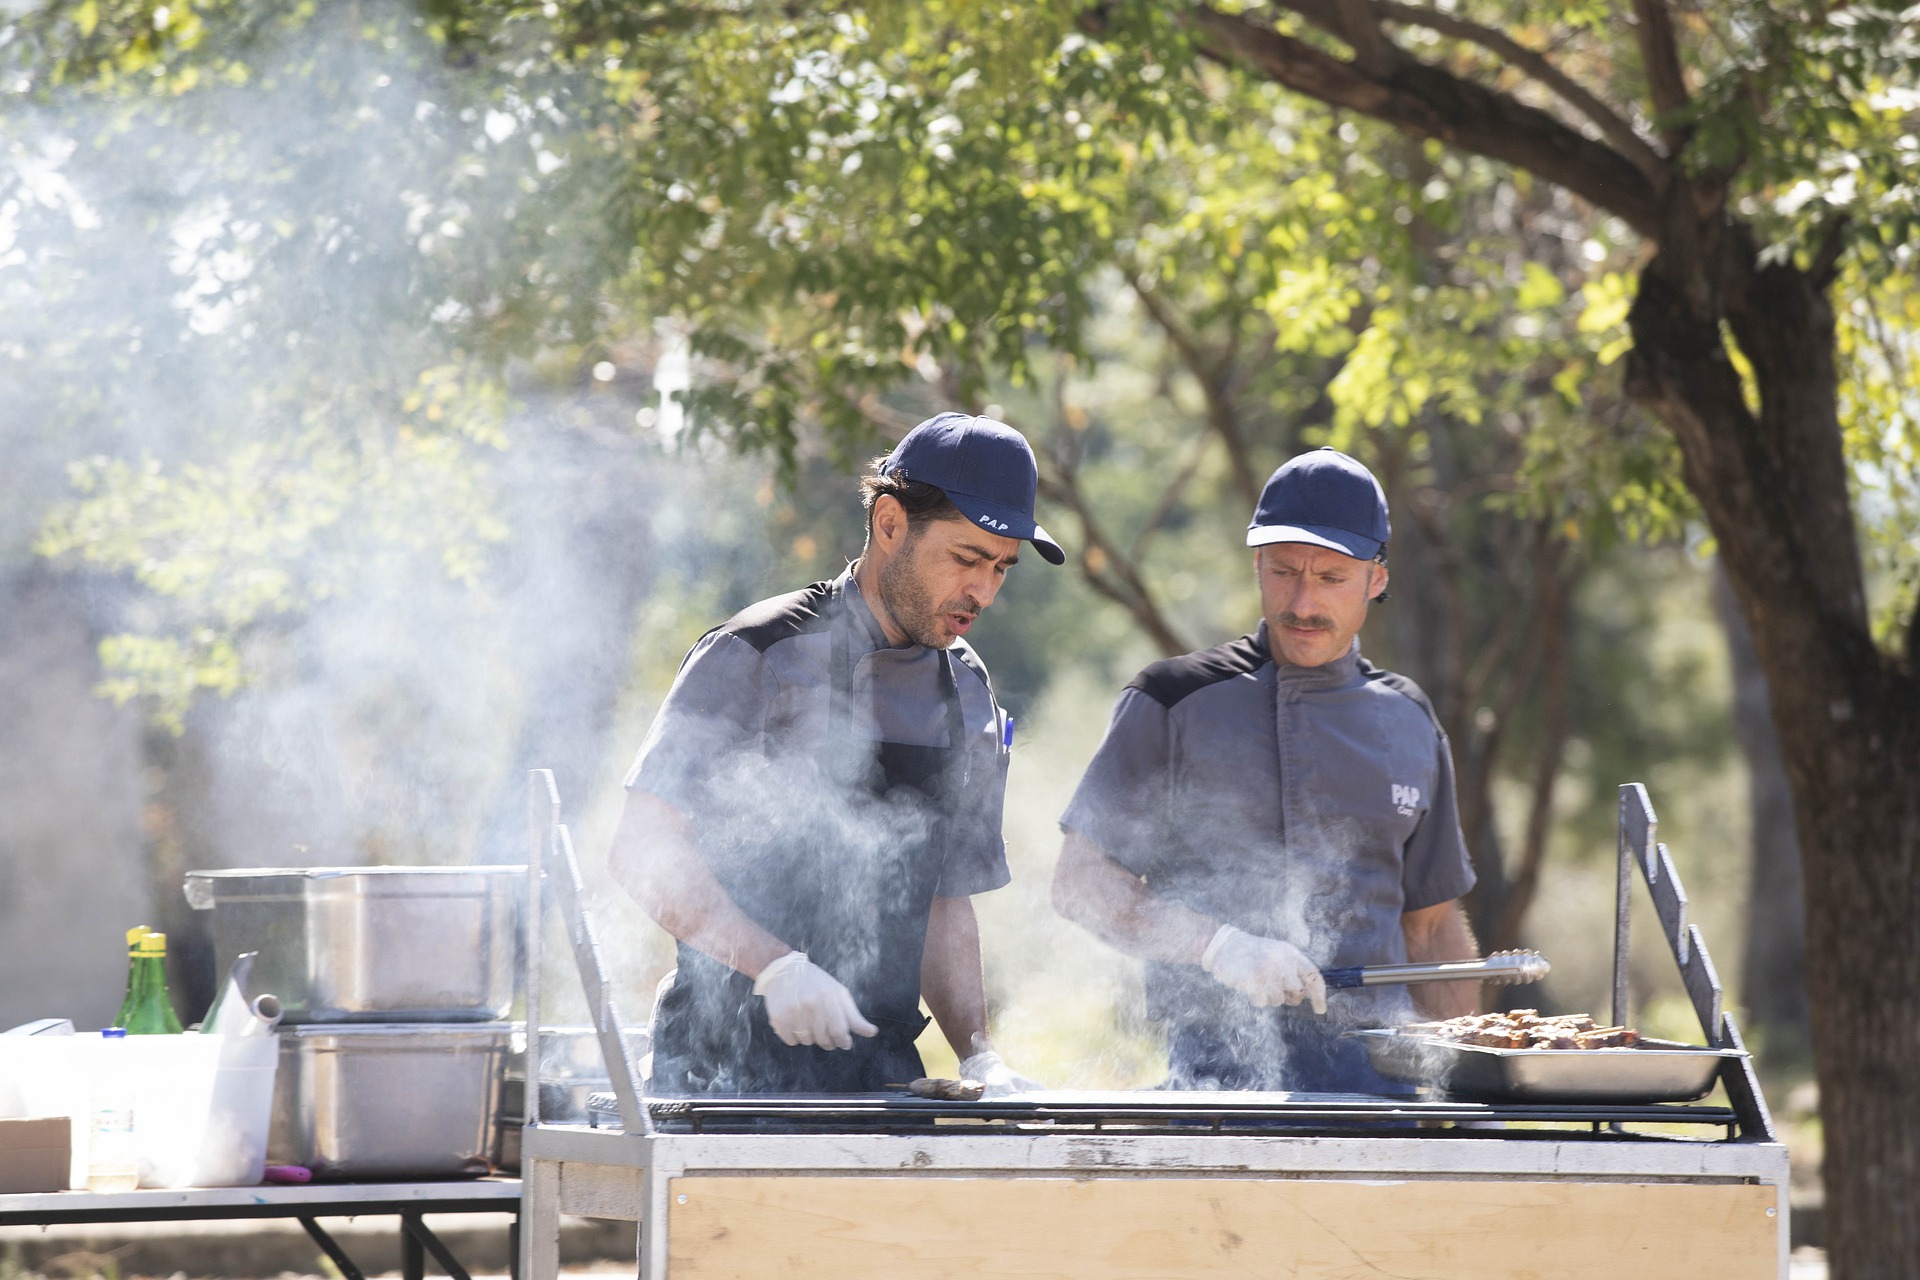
top-left (977, 514), bottom-right (1010, 532)
top-left (1391, 784), bottom-right (1421, 816)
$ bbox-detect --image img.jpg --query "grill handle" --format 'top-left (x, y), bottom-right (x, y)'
top-left (1321, 948), bottom-right (1550, 991)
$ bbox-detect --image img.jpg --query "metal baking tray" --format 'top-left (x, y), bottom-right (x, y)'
top-left (1348, 1028), bottom-right (1747, 1102)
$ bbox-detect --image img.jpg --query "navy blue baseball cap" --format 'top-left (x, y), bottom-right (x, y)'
top-left (1246, 447), bottom-right (1390, 561)
top-left (879, 412), bottom-right (1065, 564)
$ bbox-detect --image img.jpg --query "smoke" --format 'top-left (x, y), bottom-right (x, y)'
top-left (1, 3), bottom-right (1428, 1087)
top-left (0, 3), bottom-right (767, 1025)
top-left (15, 5), bottom-right (767, 1063)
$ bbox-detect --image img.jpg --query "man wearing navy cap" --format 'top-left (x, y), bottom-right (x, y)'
top-left (611, 412), bottom-right (1060, 1095)
top-left (1052, 447), bottom-right (1480, 1092)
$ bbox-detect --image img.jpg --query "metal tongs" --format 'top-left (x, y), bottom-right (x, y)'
top-left (1320, 948), bottom-right (1549, 990)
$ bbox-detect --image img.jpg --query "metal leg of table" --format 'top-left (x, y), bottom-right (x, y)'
top-left (402, 1216), bottom-right (426, 1280)
top-left (401, 1210), bottom-right (474, 1280)
top-left (299, 1216), bottom-right (368, 1280)
top-left (518, 1159), bottom-right (562, 1280)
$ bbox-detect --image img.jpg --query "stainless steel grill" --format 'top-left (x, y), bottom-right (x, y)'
top-left (613, 1089), bottom-right (1744, 1137)
top-left (517, 774), bottom-right (1791, 1280)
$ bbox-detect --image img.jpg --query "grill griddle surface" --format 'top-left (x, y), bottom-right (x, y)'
top-left (625, 1089), bottom-right (1738, 1136)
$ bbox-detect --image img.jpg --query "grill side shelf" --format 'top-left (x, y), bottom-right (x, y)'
top-left (1614, 782), bottom-right (1774, 1144)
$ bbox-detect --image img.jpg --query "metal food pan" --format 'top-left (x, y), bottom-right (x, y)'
top-left (185, 866), bottom-right (522, 1023)
top-left (1348, 1028), bottom-right (1747, 1103)
top-left (269, 1022), bottom-right (517, 1179)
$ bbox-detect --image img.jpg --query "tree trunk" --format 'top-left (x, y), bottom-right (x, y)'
top-left (1774, 647), bottom-right (1920, 1280)
top-left (1712, 565), bottom-right (1810, 1062)
top-left (1626, 195), bottom-right (1920, 1280)
top-left (1490, 546), bottom-right (1576, 954)
top-left (1116, 8), bottom-right (1919, 1270)
top-left (1376, 458), bottom-right (1510, 937)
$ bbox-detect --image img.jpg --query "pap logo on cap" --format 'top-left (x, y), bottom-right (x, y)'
top-left (1391, 784), bottom-right (1421, 816)
top-left (978, 514), bottom-right (1010, 532)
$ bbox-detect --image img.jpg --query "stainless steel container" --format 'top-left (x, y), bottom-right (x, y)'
top-left (184, 866), bottom-right (523, 1023)
top-left (269, 1023), bottom-right (519, 1179)
top-left (1349, 1028), bottom-right (1747, 1102)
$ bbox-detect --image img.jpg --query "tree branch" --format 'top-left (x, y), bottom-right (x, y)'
top-left (1038, 363), bottom-right (1193, 657)
top-left (1131, 426), bottom-right (1215, 565)
top-left (1630, 0), bottom-right (1692, 151)
top-left (1129, 276), bottom-right (1265, 511)
top-left (1186, 4), bottom-right (1662, 238)
top-left (1040, 468), bottom-right (1192, 657)
top-left (1809, 214), bottom-right (1852, 291)
top-left (1336, 0), bottom-right (1401, 76)
top-left (1371, 0), bottom-right (1668, 186)
top-left (841, 389), bottom-right (921, 440)
top-left (1250, 0), bottom-right (1348, 40)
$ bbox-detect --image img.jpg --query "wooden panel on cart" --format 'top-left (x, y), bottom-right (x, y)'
top-left (558, 1161), bottom-right (645, 1221)
top-left (666, 1175), bottom-right (1778, 1279)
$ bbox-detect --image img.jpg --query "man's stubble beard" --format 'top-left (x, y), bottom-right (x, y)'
top-left (877, 526), bottom-right (949, 649)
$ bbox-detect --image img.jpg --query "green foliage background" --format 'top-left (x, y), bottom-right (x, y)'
top-left (7, 0), bottom-right (1916, 1141)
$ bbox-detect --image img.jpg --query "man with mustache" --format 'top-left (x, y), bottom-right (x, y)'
top-left (612, 412), bottom-right (1060, 1095)
top-left (1052, 448), bottom-right (1479, 1091)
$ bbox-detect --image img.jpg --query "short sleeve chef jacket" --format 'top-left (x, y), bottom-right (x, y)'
top-left (625, 571), bottom-right (1012, 899)
top-left (1060, 623), bottom-right (1474, 1034)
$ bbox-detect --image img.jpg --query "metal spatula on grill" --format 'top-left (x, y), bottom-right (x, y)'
top-left (1320, 948), bottom-right (1549, 990)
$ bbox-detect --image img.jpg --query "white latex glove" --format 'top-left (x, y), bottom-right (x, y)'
top-left (752, 951), bottom-right (878, 1050)
top-left (1201, 925), bottom-right (1328, 1014)
top-left (958, 1050), bottom-right (1045, 1097)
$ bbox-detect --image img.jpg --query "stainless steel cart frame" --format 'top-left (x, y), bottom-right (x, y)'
top-left (518, 775), bottom-right (1791, 1280)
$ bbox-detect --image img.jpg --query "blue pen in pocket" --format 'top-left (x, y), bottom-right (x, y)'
top-left (1001, 715), bottom-right (1016, 751)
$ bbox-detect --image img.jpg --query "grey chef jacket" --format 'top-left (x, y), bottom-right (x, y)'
top-left (1060, 623), bottom-right (1474, 1043)
top-left (625, 571), bottom-right (1012, 900)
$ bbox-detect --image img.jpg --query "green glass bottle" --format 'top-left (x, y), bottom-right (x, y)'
top-left (123, 931), bottom-right (183, 1035)
top-left (112, 926), bottom-right (152, 1030)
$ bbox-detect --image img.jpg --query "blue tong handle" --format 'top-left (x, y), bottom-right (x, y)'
top-left (1321, 966), bottom-right (1368, 990)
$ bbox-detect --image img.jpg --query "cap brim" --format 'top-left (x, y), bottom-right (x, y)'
top-left (1246, 522), bottom-right (1383, 561)
top-left (946, 492), bottom-right (1067, 565)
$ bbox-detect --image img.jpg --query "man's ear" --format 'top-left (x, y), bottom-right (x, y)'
top-left (870, 494), bottom-right (907, 552)
top-left (1370, 561), bottom-right (1390, 603)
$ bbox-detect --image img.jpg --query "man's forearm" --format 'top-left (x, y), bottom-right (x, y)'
top-left (920, 895), bottom-right (990, 1061)
top-left (1052, 831), bottom-right (1219, 964)
top-left (1402, 899), bottom-right (1480, 1019)
top-left (607, 789), bottom-right (792, 980)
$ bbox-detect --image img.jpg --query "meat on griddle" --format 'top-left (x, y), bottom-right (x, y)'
top-left (1405, 1010), bottom-right (1640, 1050)
top-left (907, 1077), bottom-right (987, 1101)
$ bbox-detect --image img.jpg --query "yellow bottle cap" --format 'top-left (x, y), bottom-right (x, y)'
top-left (126, 926), bottom-right (151, 946)
top-left (135, 932), bottom-right (168, 956)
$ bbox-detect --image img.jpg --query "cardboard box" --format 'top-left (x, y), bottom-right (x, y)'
top-left (0, 1116), bottom-right (71, 1192)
